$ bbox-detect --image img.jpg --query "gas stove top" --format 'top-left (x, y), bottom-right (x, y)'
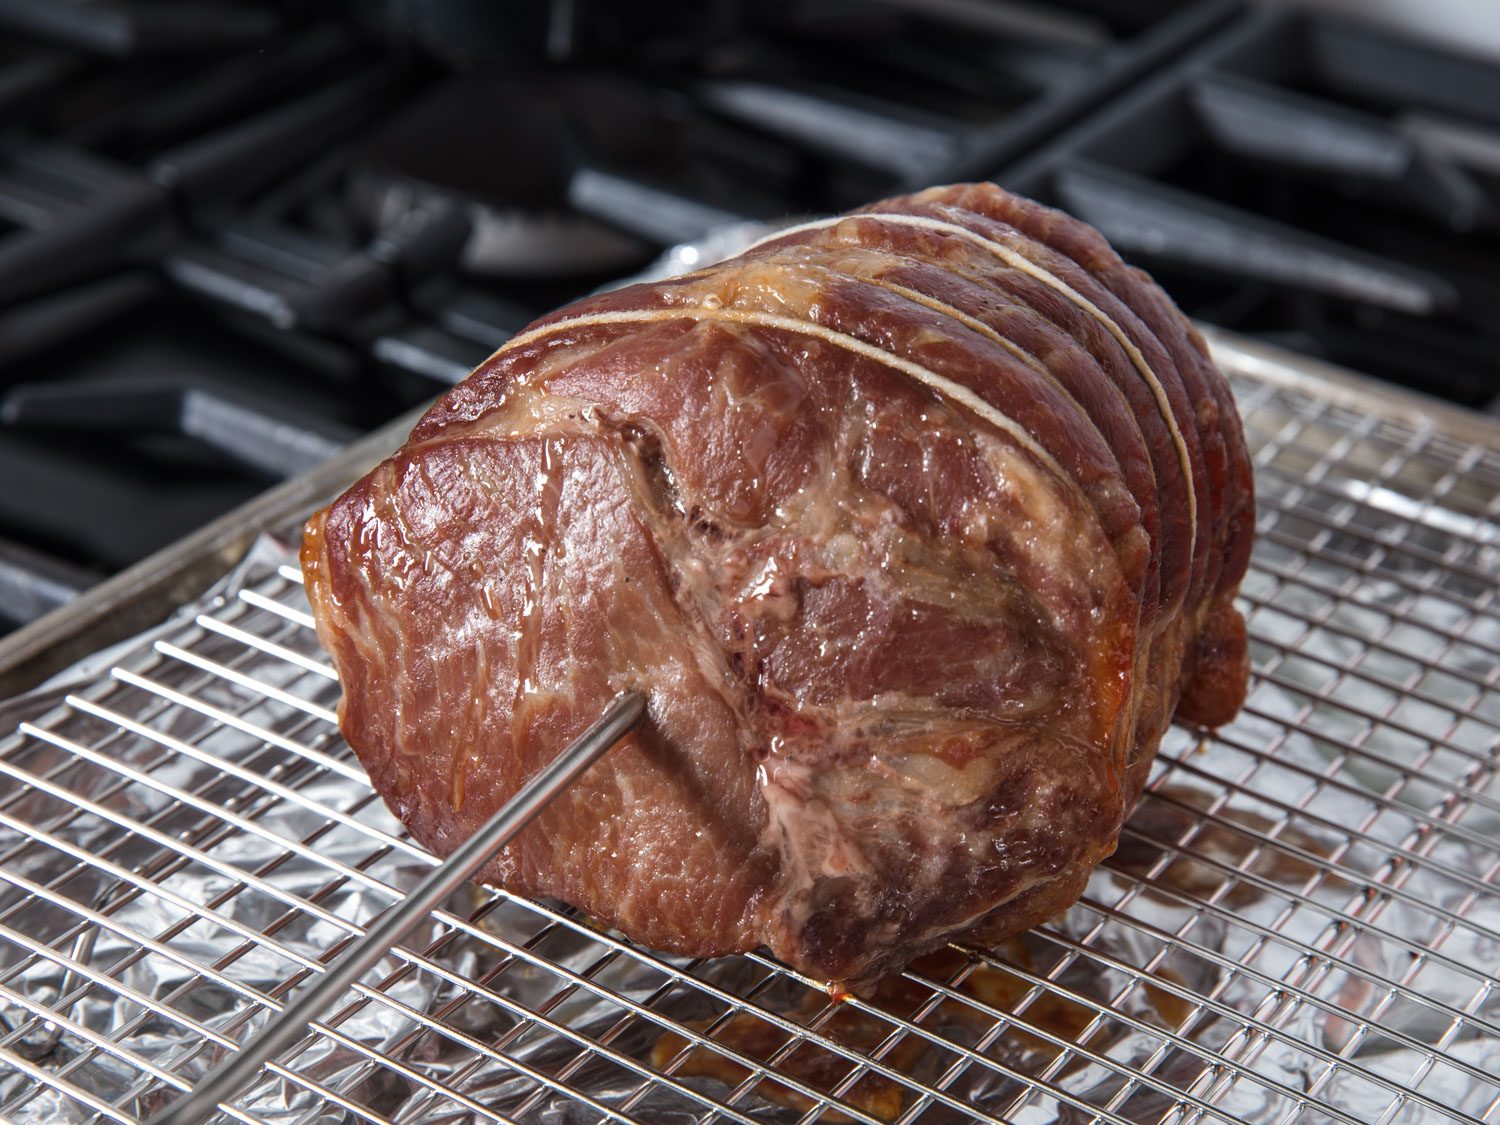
top-left (0, 0), bottom-right (1496, 639)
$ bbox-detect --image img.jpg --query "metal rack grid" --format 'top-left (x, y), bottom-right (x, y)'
top-left (0, 358), bottom-right (1494, 1125)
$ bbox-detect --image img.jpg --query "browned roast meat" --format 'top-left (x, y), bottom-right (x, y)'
top-left (301, 182), bottom-right (1253, 991)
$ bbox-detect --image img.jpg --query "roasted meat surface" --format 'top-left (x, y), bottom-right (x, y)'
top-left (302, 183), bottom-right (1254, 991)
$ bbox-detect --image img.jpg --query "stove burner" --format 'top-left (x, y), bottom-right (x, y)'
top-left (347, 76), bottom-right (652, 278)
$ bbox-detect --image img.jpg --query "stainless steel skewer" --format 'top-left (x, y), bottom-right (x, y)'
top-left (146, 690), bottom-right (646, 1125)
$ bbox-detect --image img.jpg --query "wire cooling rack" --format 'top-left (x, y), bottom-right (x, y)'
top-left (0, 355), bottom-right (1495, 1125)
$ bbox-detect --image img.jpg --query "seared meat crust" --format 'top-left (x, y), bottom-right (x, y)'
top-left (302, 183), bottom-right (1253, 990)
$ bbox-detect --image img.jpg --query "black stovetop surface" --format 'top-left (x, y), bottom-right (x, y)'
top-left (0, 0), bottom-right (1495, 637)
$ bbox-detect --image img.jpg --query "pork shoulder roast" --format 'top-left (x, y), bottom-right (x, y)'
top-left (301, 182), bottom-right (1254, 991)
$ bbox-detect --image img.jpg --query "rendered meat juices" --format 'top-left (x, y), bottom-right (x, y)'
top-left (301, 183), bottom-right (1254, 991)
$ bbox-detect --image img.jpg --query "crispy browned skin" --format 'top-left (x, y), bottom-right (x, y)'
top-left (301, 183), bottom-right (1253, 991)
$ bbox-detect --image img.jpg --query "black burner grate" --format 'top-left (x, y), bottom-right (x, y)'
top-left (995, 6), bottom-right (1500, 413)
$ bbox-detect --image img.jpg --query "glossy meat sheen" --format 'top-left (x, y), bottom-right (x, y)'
top-left (302, 183), bottom-right (1253, 990)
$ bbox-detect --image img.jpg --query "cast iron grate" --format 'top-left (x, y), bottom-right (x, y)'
top-left (994, 6), bottom-right (1500, 411)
